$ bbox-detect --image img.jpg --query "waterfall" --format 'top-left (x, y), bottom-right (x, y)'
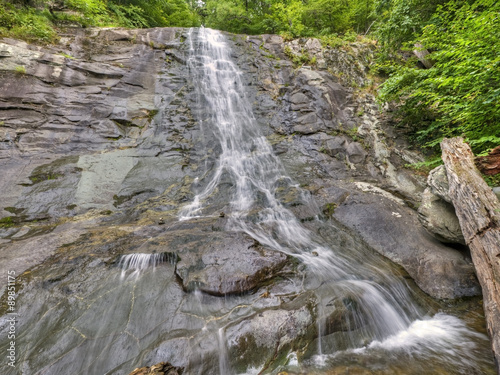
top-left (182, 27), bottom-right (490, 372)
top-left (118, 253), bottom-right (170, 278)
top-left (1, 27), bottom-right (491, 375)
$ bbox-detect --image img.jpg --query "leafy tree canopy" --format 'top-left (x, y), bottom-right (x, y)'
top-left (378, 0), bottom-right (500, 155)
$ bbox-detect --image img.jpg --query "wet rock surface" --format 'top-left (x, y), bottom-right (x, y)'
top-left (174, 229), bottom-right (289, 295)
top-left (0, 27), bottom-right (494, 375)
top-left (237, 33), bottom-right (480, 299)
top-left (332, 190), bottom-right (479, 299)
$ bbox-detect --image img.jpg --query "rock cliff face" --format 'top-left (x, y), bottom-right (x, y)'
top-left (0, 27), bottom-right (480, 299)
top-left (0, 27), bottom-right (493, 375)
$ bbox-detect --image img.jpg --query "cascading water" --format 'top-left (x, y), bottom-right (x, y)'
top-left (119, 253), bottom-right (167, 272)
top-left (0, 27), bottom-right (494, 375)
top-left (181, 27), bottom-right (493, 373)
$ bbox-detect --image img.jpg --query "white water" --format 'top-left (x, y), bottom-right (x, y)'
top-left (180, 27), bottom-right (491, 373)
top-left (118, 253), bottom-right (168, 278)
top-left (308, 313), bottom-right (491, 371)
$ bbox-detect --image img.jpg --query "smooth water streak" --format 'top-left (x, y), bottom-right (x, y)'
top-left (179, 27), bottom-right (491, 374)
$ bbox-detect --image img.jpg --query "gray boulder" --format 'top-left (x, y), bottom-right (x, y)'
top-left (493, 187), bottom-right (500, 200)
top-left (418, 165), bottom-right (466, 244)
top-left (427, 165), bottom-right (452, 202)
top-left (333, 188), bottom-right (480, 299)
top-left (174, 230), bottom-right (289, 295)
top-left (346, 142), bottom-right (367, 164)
top-left (418, 188), bottom-right (466, 245)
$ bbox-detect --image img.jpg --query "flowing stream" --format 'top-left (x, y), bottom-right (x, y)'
top-left (179, 27), bottom-right (493, 373)
top-left (0, 27), bottom-right (494, 375)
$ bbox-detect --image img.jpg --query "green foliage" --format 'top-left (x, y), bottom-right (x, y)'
top-left (373, 0), bottom-right (447, 53)
top-left (483, 173), bottom-right (500, 188)
top-left (0, 0), bottom-right (200, 44)
top-left (379, 0), bottom-right (500, 154)
top-left (109, 0), bottom-right (199, 27)
top-left (0, 3), bottom-right (58, 42)
top-left (203, 0), bottom-right (376, 37)
top-left (283, 45), bottom-right (316, 67)
top-left (0, 216), bottom-right (14, 228)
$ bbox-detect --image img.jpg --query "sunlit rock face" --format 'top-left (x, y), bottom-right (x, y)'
top-left (0, 27), bottom-right (494, 375)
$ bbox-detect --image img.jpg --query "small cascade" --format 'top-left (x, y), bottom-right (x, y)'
top-left (218, 327), bottom-right (231, 375)
top-left (118, 253), bottom-right (170, 278)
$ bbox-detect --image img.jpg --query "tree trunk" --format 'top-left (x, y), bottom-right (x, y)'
top-left (413, 43), bottom-right (434, 69)
top-left (441, 137), bottom-right (500, 370)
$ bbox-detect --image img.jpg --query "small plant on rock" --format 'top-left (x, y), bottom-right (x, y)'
top-left (15, 65), bottom-right (26, 75)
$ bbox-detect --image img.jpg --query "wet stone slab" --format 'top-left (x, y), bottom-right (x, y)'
top-left (172, 228), bottom-right (289, 295)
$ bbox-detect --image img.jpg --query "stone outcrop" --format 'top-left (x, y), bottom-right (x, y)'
top-left (332, 186), bottom-right (479, 299)
top-left (172, 228), bottom-right (289, 295)
top-left (244, 33), bottom-right (479, 299)
top-left (0, 27), bottom-right (482, 300)
top-left (418, 165), bottom-right (465, 245)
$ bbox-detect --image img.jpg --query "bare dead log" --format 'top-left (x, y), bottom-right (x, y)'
top-left (441, 137), bottom-right (500, 370)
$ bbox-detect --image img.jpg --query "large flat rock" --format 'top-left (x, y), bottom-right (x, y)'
top-left (333, 187), bottom-right (481, 299)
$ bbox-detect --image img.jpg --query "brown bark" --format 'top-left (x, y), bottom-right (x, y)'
top-left (441, 137), bottom-right (500, 371)
top-left (476, 145), bottom-right (500, 175)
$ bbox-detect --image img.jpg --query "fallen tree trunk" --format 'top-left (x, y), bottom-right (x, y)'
top-left (441, 137), bottom-right (500, 370)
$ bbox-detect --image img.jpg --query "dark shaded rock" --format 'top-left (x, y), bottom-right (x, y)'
top-left (289, 92), bottom-right (309, 105)
top-left (346, 142), bottom-right (367, 164)
top-left (325, 136), bottom-right (348, 157)
top-left (174, 231), bottom-right (288, 295)
top-left (292, 113), bottom-right (323, 134)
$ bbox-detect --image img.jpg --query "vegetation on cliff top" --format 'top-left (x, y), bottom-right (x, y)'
top-left (378, 0), bottom-right (500, 156)
top-left (0, 0), bottom-right (199, 42)
top-left (0, 0), bottom-right (498, 158)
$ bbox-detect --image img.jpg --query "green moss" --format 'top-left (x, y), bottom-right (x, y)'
top-left (322, 202), bottom-right (337, 217)
top-left (58, 52), bottom-right (75, 59)
top-left (14, 65), bottom-right (26, 74)
top-left (0, 216), bottom-right (14, 228)
top-left (29, 172), bottom-right (62, 184)
top-left (4, 207), bottom-right (24, 215)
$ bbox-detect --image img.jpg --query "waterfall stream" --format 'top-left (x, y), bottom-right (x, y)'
top-left (180, 27), bottom-right (492, 373)
top-left (0, 27), bottom-right (494, 375)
